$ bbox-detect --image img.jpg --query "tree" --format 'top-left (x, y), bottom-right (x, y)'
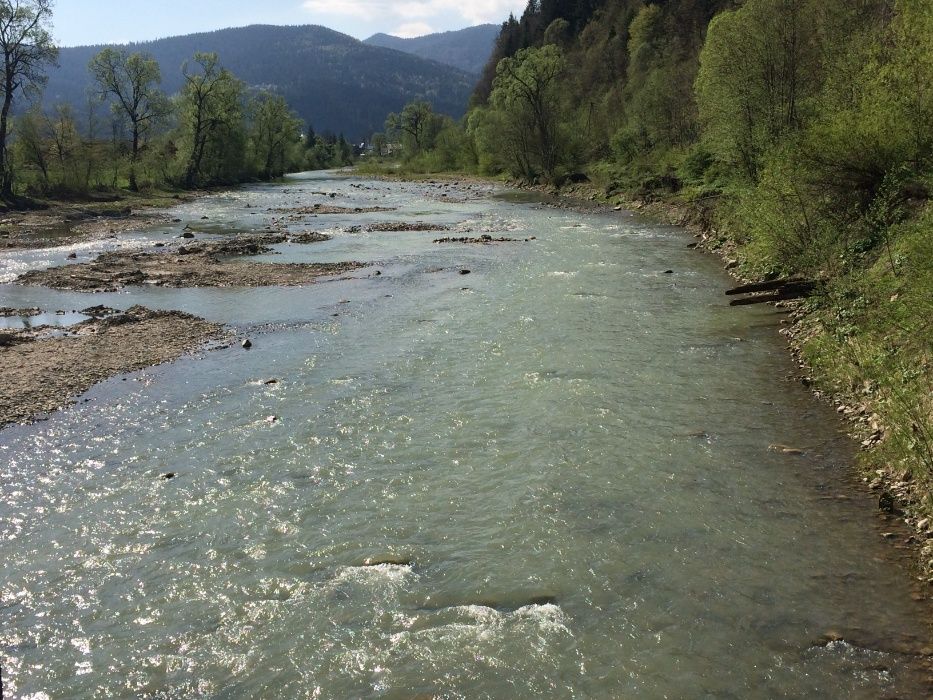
top-left (0, 0), bottom-right (57, 199)
top-left (385, 100), bottom-right (441, 156)
top-left (12, 105), bottom-right (49, 190)
top-left (89, 48), bottom-right (167, 190)
top-left (178, 52), bottom-right (243, 187)
top-left (371, 132), bottom-right (387, 156)
top-left (249, 92), bottom-right (302, 179)
top-left (696, 0), bottom-right (820, 180)
top-left (489, 44), bottom-right (567, 180)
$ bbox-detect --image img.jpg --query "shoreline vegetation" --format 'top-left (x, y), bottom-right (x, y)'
top-left (360, 0), bottom-right (932, 580)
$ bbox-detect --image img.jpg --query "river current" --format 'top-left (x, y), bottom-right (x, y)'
top-left (1, 172), bottom-right (931, 698)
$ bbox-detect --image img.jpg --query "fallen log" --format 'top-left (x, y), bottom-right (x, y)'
top-left (728, 286), bottom-right (817, 306)
top-left (726, 278), bottom-right (816, 295)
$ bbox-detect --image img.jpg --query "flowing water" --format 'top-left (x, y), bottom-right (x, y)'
top-left (1, 172), bottom-right (931, 698)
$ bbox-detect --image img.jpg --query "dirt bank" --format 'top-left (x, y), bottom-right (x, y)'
top-left (16, 233), bottom-right (367, 292)
top-left (0, 306), bottom-right (226, 428)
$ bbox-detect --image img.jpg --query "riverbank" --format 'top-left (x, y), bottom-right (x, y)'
top-left (0, 306), bottom-right (227, 429)
top-left (0, 189), bottom-right (204, 251)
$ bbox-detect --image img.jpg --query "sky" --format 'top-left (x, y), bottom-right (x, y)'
top-left (52, 0), bottom-right (527, 46)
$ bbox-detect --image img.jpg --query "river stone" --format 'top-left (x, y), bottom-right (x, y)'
top-left (879, 491), bottom-right (900, 515)
top-left (363, 555), bottom-right (412, 567)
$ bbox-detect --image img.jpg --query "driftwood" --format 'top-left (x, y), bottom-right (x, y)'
top-left (726, 278), bottom-right (819, 306)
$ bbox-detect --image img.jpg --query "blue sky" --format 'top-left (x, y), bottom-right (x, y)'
top-left (53, 0), bottom-right (527, 46)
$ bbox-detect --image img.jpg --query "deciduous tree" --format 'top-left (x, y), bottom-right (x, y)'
top-left (89, 48), bottom-right (167, 190)
top-left (0, 0), bottom-right (57, 198)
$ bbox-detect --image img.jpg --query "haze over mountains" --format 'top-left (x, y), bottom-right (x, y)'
top-left (44, 24), bottom-right (495, 140)
top-left (364, 24), bottom-right (499, 75)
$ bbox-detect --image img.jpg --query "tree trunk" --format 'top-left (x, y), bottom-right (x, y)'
top-left (0, 90), bottom-right (15, 200)
top-left (129, 123), bottom-right (140, 191)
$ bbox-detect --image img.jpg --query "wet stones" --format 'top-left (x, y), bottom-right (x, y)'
top-left (366, 222), bottom-right (449, 233)
top-left (0, 306), bottom-right (41, 317)
top-left (275, 204), bottom-right (395, 217)
top-left (81, 305), bottom-right (121, 317)
top-left (879, 491), bottom-right (902, 516)
top-left (288, 231), bottom-right (331, 244)
top-left (434, 235), bottom-right (526, 244)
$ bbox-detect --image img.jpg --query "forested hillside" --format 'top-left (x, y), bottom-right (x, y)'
top-left (364, 24), bottom-right (499, 75)
top-left (379, 0), bottom-right (933, 528)
top-left (46, 25), bottom-right (475, 139)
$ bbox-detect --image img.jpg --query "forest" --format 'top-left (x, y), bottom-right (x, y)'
top-left (376, 0), bottom-right (933, 502)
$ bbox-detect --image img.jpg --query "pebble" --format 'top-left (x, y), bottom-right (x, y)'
top-left (242, 339), bottom-right (252, 349)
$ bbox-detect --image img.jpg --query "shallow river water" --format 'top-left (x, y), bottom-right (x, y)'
top-left (2, 172), bottom-right (932, 698)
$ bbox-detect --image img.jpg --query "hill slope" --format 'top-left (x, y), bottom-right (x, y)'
top-left (45, 24), bottom-right (475, 139)
top-left (364, 24), bottom-right (498, 75)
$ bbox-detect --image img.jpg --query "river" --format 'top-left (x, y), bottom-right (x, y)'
top-left (1, 172), bottom-right (931, 698)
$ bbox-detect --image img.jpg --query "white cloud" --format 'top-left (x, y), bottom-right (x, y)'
top-left (393, 21), bottom-right (435, 37)
top-left (302, 0), bottom-right (524, 27)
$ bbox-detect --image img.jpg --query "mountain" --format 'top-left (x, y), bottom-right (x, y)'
top-left (43, 25), bottom-right (476, 140)
top-left (364, 25), bottom-right (499, 75)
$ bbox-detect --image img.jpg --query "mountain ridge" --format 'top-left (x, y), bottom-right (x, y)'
top-left (363, 24), bottom-right (499, 75)
top-left (42, 24), bottom-right (476, 140)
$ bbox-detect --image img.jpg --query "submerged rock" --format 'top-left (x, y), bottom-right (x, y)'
top-left (363, 555), bottom-right (412, 567)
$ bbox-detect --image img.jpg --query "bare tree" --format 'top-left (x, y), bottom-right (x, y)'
top-left (0, 0), bottom-right (57, 200)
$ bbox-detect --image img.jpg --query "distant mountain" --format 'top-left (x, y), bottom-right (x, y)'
top-left (364, 25), bottom-right (499, 75)
top-left (43, 25), bottom-right (476, 140)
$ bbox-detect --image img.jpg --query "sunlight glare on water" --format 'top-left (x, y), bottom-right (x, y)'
top-left (1, 172), bottom-right (931, 698)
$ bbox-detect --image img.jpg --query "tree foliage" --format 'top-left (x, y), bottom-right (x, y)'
top-left (89, 48), bottom-right (168, 190)
top-left (0, 0), bottom-right (57, 198)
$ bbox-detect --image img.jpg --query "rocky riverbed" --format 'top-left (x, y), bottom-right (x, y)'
top-left (16, 233), bottom-right (367, 292)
